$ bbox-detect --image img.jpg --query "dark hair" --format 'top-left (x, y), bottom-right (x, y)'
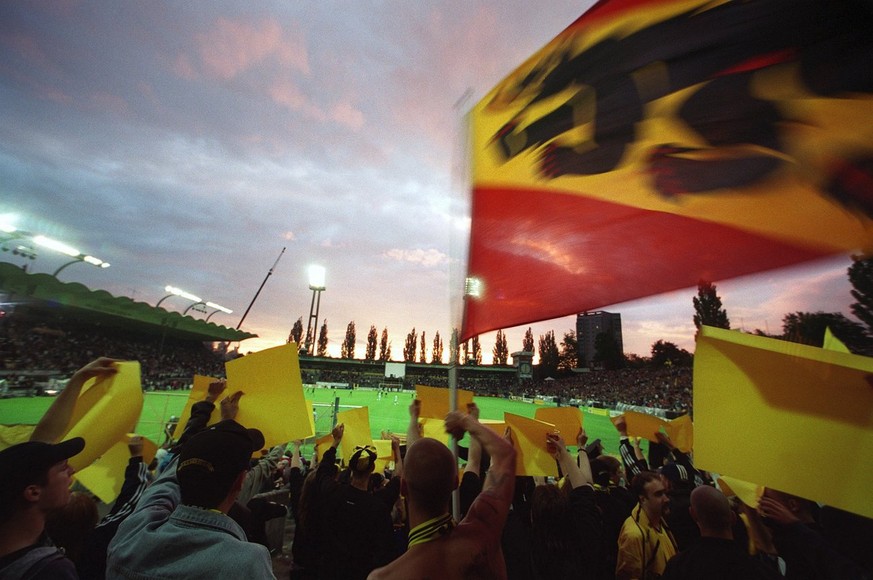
top-left (530, 484), bottom-right (581, 577)
top-left (590, 455), bottom-right (621, 487)
top-left (630, 471), bottom-right (663, 499)
top-left (45, 491), bottom-right (98, 565)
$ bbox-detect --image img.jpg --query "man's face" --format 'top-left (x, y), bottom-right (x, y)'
top-left (38, 459), bottom-right (74, 511)
top-left (642, 477), bottom-right (670, 518)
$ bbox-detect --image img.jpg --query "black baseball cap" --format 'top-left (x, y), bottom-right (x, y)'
top-left (177, 420), bottom-right (265, 483)
top-left (0, 438), bottom-right (84, 502)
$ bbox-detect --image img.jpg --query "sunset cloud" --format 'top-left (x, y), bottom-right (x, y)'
top-left (384, 248), bottom-right (449, 267)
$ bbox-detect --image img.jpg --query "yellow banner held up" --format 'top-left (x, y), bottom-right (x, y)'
top-left (717, 475), bottom-right (763, 509)
top-left (74, 434), bottom-right (158, 504)
top-left (373, 439), bottom-right (394, 473)
top-left (616, 411), bottom-right (693, 453)
top-left (418, 417), bottom-right (451, 446)
top-left (505, 413), bottom-right (558, 478)
top-left (225, 343), bottom-right (313, 447)
top-left (694, 326), bottom-right (873, 519)
top-left (415, 385), bottom-right (474, 419)
top-left (335, 406), bottom-right (374, 463)
top-left (65, 361), bottom-right (143, 473)
top-left (534, 407), bottom-right (583, 443)
top-left (172, 375), bottom-right (219, 440)
top-left (315, 433), bottom-right (335, 463)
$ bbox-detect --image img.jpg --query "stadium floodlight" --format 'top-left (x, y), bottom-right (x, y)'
top-left (464, 276), bottom-right (483, 298)
top-left (308, 264), bottom-right (326, 290)
top-left (0, 224), bottom-right (15, 234)
top-left (304, 265), bottom-right (326, 355)
top-left (205, 301), bottom-right (232, 314)
top-left (163, 285), bottom-right (202, 303)
top-left (33, 235), bottom-right (80, 257)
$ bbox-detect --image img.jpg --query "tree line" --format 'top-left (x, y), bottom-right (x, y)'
top-left (285, 256), bottom-right (873, 372)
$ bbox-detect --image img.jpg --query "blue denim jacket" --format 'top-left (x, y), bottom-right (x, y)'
top-left (106, 457), bottom-right (275, 579)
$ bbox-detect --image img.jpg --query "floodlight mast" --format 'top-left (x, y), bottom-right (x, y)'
top-left (304, 265), bottom-right (326, 355)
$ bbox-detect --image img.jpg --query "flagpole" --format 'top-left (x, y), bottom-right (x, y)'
top-left (449, 328), bottom-right (460, 521)
top-left (236, 247), bottom-right (285, 330)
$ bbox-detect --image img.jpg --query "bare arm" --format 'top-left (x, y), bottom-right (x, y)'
top-left (548, 432), bottom-right (592, 489)
top-left (30, 357), bottom-right (120, 443)
top-left (445, 410), bottom-right (516, 499)
top-left (407, 399), bottom-right (422, 446)
top-left (390, 435), bottom-right (403, 479)
top-left (463, 403), bottom-right (482, 477)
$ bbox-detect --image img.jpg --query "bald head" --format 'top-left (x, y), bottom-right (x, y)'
top-left (403, 438), bottom-right (458, 517)
top-left (690, 486), bottom-right (733, 536)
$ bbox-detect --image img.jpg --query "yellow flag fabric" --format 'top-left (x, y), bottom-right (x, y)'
top-left (694, 326), bottom-right (873, 519)
top-left (225, 343), bottom-right (313, 447)
top-left (717, 475), bottom-right (763, 508)
top-left (64, 361), bottom-right (143, 473)
top-left (171, 375), bottom-right (219, 439)
top-left (505, 413), bottom-right (558, 477)
top-left (415, 385), bottom-right (474, 419)
top-left (621, 411), bottom-right (693, 453)
top-left (305, 400), bottom-right (317, 438)
top-left (534, 407), bottom-right (583, 442)
top-left (335, 406), bottom-right (374, 462)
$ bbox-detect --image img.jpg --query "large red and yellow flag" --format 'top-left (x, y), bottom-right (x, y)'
top-left (462, 0), bottom-right (873, 339)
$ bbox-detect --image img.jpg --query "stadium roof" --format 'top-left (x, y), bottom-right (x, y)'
top-left (0, 261), bottom-right (256, 342)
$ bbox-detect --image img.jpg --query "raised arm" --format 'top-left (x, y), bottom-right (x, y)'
top-left (547, 432), bottom-right (593, 490)
top-left (445, 410), bottom-right (516, 501)
top-left (407, 399), bottom-right (422, 446)
top-left (463, 403), bottom-right (482, 477)
top-left (30, 357), bottom-right (119, 443)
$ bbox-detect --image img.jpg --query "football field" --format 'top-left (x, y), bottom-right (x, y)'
top-left (1, 387), bottom-right (626, 456)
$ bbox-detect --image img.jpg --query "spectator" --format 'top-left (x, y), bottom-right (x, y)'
top-left (616, 471), bottom-right (678, 580)
top-left (368, 406), bottom-right (516, 579)
top-left (0, 357), bottom-right (117, 579)
top-left (661, 485), bottom-right (779, 580)
top-left (107, 391), bottom-right (275, 579)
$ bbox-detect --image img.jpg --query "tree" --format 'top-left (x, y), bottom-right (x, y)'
top-left (287, 317), bottom-right (304, 346)
top-left (365, 325), bottom-right (378, 361)
top-left (537, 331), bottom-right (560, 377)
top-left (432, 331), bottom-right (444, 364)
top-left (781, 311), bottom-right (870, 352)
top-left (471, 336), bottom-right (482, 365)
top-left (848, 256), bottom-right (873, 334)
top-left (419, 331), bottom-right (427, 363)
top-left (492, 329), bottom-right (509, 365)
top-left (693, 281), bottom-right (730, 330)
top-left (558, 330), bottom-right (578, 371)
top-left (593, 332), bottom-right (625, 370)
top-left (650, 340), bottom-right (692, 367)
top-left (462, 340), bottom-right (470, 365)
top-left (317, 320), bottom-right (329, 357)
top-left (523, 327), bottom-right (535, 352)
top-left (379, 328), bottom-right (392, 361)
top-left (403, 328), bottom-right (418, 362)
top-left (341, 321), bottom-right (356, 359)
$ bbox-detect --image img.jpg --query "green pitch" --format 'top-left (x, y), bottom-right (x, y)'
top-left (1, 388), bottom-right (629, 457)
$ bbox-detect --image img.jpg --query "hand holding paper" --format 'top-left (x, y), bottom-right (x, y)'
top-left (206, 379), bottom-right (227, 403)
top-left (220, 391), bottom-right (244, 421)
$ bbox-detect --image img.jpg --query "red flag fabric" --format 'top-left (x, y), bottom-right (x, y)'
top-left (462, 0), bottom-right (873, 340)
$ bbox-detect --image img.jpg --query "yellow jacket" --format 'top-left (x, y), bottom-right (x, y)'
top-left (616, 503), bottom-right (678, 580)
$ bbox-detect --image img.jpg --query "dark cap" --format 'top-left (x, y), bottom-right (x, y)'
top-left (660, 463), bottom-right (691, 484)
top-left (349, 445), bottom-right (377, 473)
top-left (0, 438), bottom-right (85, 502)
top-left (177, 420), bottom-right (265, 484)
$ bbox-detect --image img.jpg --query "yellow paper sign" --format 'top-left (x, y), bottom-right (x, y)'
top-left (481, 419), bottom-right (507, 437)
top-left (695, 326), bottom-right (873, 519)
top-left (315, 433), bottom-right (335, 462)
top-left (505, 413), bottom-right (558, 477)
top-left (373, 439), bottom-right (394, 473)
top-left (621, 411), bottom-right (693, 453)
top-left (225, 343), bottom-right (313, 447)
top-left (717, 475), bottom-right (763, 508)
top-left (335, 406), bottom-right (374, 462)
top-left (534, 407), bottom-right (583, 443)
top-left (74, 433), bottom-right (158, 504)
top-left (415, 385), bottom-right (474, 419)
top-left (419, 417), bottom-right (450, 446)
top-left (823, 327), bottom-right (851, 353)
top-left (172, 375), bottom-right (219, 440)
top-left (0, 425), bottom-right (35, 450)
top-left (305, 400), bottom-right (317, 438)
top-left (64, 361), bottom-right (143, 473)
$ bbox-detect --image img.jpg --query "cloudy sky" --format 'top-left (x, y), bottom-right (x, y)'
top-left (0, 1), bottom-right (859, 361)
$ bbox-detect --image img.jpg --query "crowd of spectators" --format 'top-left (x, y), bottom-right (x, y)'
top-left (3, 358), bottom-right (871, 579)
